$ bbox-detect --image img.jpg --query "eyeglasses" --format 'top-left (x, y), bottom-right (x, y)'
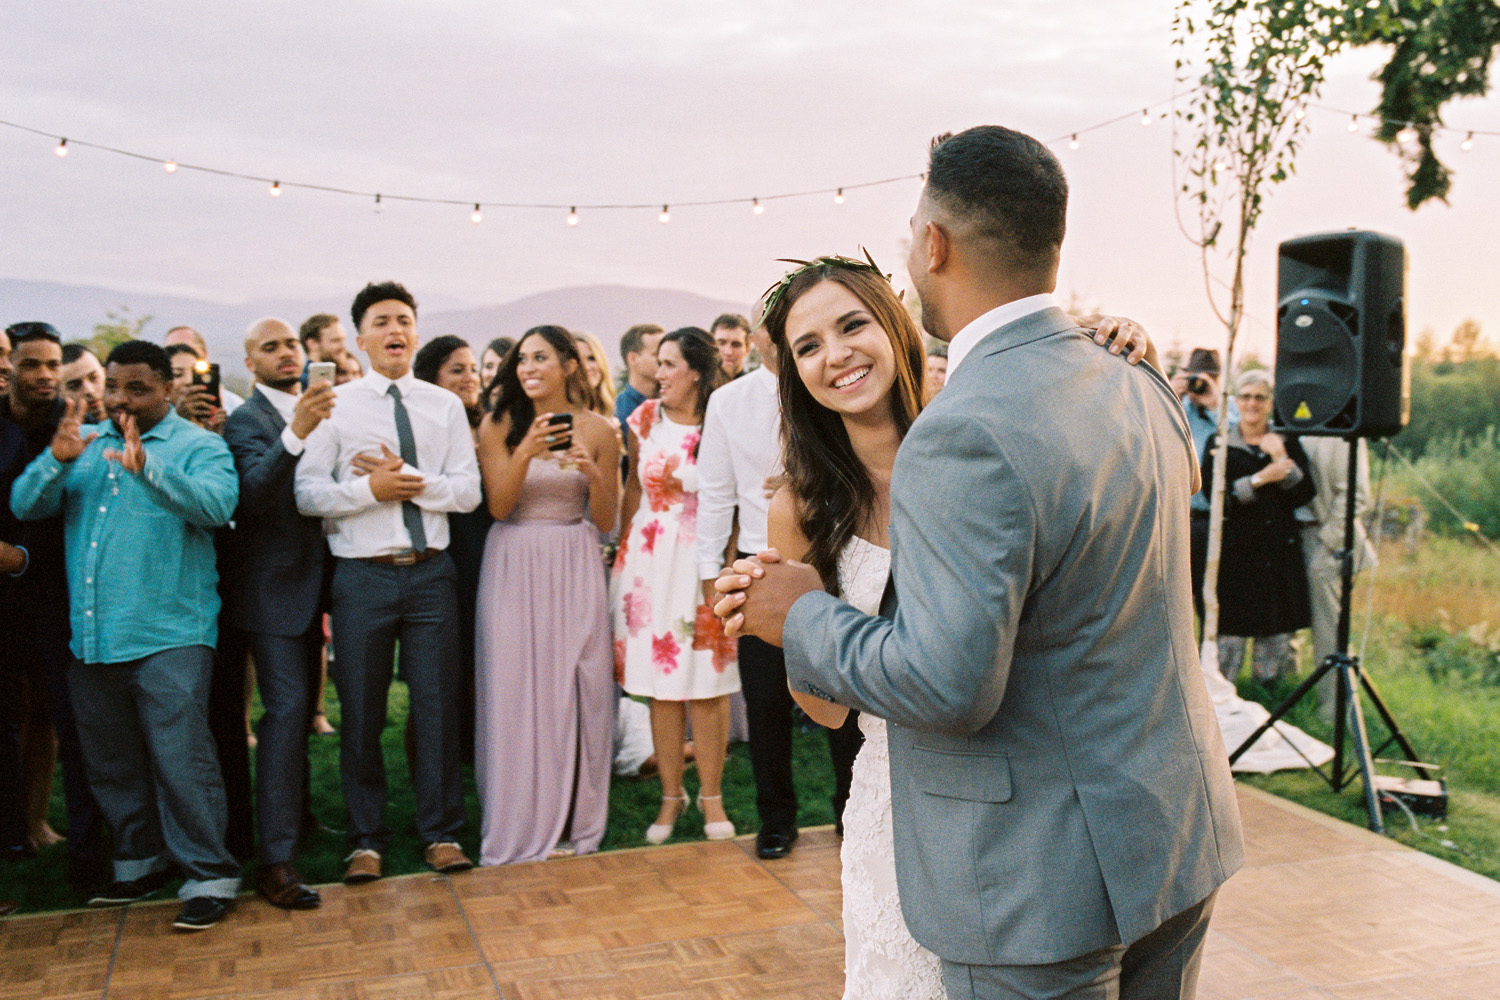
top-left (1236, 392), bottom-right (1271, 402)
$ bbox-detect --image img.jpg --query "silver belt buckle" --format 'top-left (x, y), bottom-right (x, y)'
top-left (392, 549), bottom-right (419, 566)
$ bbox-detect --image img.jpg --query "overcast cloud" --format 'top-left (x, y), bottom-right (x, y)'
top-left (2, 1), bottom-right (1496, 357)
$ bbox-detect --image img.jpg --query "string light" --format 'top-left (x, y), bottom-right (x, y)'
top-left (470, 203), bottom-right (482, 223)
top-left (8, 90), bottom-right (1489, 228)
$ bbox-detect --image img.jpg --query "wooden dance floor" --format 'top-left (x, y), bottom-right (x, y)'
top-left (5, 784), bottom-right (1500, 999)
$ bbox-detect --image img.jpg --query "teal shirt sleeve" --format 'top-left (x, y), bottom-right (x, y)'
top-left (135, 432), bottom-right (239, 528)
top-left (10, 448), bottom-right (70, 522)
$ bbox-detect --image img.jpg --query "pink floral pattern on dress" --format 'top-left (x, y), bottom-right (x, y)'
top-left (641, 450), bottom-right (684, 513)
top-left (623, 577), bottom-right (651, 633)
top-left (640, 519), bottom-right (663, 554)
top-left (692, 604), bottom-right (736, 672)
top-left (652, 632), bottom-right (680, 672)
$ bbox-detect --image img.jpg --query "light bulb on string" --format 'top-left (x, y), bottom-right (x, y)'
top-left (1461, 131), bottom-right (1475, 152)
top-left (1068, 134), bottom-right (1080, 150)
top-left (374, 193), bottom-right (383, 214)
top-left (470, 203), bottom-right (483, 224)
top-left (1294, 105), bottom-right (1307, 121)
top-left (1348, 115), bottom-right (1360, 132)
top-left (567, 206), bottom-right (579, 227)
top-left (752, 197), bottom-right (764, 215)
top-left (163, 159), bottom-right (177, 173)
top-left (1139, 109), bottom-right (1151, 126)
top-left (834, 188), bottom-right (844, 204)
top-left (269, 180), bottom-right (282, 197)
top-left (54, 138), bottom-right (68, 158)
top-left (1396, 124), bottom-right (1418, 144)
top-left (659, 205), bottom-right (671, 224)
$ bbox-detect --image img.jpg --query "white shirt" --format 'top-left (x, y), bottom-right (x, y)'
top-left (293, 370), bottom-right (482, 558)
top-left (254, 383), bottom-right (308, 457)
top-left (945, 293), bottom-right (1058, 377)
top-left (696, 365), bottom-right (781, 579)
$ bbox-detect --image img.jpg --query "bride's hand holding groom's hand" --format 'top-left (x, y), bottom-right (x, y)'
top-left (713, 549), bottom-right (821, 646)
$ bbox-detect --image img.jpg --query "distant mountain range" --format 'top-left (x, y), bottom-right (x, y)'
top-left (0, 278), bottom-right (752, 371)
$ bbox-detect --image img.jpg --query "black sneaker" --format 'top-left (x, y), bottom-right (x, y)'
top-left (172, 896), bottom-right (232, 931)
top-left (87, 867), bottom-right (176, 907)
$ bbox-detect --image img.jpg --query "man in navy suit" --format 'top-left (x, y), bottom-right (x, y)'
top-left (222, 318), bottom-right (335, 909)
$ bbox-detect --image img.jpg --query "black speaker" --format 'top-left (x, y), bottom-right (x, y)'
top-left (1274, 230), bottom-right (1409, 438)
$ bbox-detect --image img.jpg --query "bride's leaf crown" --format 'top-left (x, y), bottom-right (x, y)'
top-left (756, 249), bottom-right (895, 328)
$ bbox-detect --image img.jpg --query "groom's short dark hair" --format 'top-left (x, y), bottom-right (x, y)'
top-left (926, 126), bottom-right (1067, 276)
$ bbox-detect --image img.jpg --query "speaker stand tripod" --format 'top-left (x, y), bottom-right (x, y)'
top-left (1227, 438), bottom-right (1434, 833)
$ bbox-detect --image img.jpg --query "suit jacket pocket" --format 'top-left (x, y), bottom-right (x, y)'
top-left (914, 746), bottom-right (1012, 803)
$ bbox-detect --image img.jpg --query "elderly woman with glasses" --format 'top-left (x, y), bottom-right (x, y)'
top-left (1201, 369), bottom-right (1317, 683)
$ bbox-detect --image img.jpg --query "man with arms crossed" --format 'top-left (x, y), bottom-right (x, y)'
top-left (295, 282), bottom-right (481, 884)
top-left (721, 126), bottom-right (1242, 999)
top-left (223, 318), bottom-right (336, 908)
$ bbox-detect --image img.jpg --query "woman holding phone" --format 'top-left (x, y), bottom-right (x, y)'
top-left (474, 325), bottom-right (620, 864)
top-left (611, 327), bottom-right (738, 844)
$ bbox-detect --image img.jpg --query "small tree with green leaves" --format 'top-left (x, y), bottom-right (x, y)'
top-left (87, 306), bottom-right (152, 360)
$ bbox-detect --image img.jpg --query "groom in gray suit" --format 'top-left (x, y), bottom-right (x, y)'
top-left (721, 126), bottom-right (1243, 999)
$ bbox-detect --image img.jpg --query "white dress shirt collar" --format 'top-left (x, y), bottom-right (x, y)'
top-left (362, 368), bottom-right (419, 396)
top-left (255, 383), bottom-right (299, 424)
top-left (946, 293), bottom-right (1058, 377)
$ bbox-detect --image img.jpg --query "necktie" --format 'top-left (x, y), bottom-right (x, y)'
top-left (387, 383), bottom-right (428, 553)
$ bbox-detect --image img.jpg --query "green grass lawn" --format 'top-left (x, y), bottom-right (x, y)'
top-left (0, 687), bottom-right (842, 916)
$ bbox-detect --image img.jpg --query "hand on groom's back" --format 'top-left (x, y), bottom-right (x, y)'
top-left (713, 549), bottom-right (821, 646)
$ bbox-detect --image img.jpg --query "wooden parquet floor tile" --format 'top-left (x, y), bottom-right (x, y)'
top-left (4, 785), bottom-right (1500, 999)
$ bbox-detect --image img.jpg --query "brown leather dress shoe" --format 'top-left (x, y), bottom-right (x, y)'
top-left (256, 862), bottom-right (320, 909)
top-left (343, 849), bottom-right (382, 885)
top-left (424, 842), bottom-right (473, 874)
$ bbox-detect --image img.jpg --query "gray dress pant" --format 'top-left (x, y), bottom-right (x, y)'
top-left (248, 624), bottom-right (324, 864)
top-left (68, 646), bottom-right (242, 900)
top-left (329, 553), bottom-right (465, 852)
top-left (940, 891), bottom-right (1216, 1000)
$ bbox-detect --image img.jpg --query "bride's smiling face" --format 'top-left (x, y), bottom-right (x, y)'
top-left (785, 279), bottom-right (897, 423)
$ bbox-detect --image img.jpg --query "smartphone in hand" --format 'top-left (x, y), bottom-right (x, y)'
top-left (546, 412), bottom-right (574, 451)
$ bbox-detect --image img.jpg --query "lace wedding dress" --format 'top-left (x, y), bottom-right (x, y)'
top-left (836, 536), bottom-right (945, 999)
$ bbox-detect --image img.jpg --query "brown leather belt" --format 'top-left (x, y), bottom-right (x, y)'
top-left (361, 549), bottom-right (439, 566)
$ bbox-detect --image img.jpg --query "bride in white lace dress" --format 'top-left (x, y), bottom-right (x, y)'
top-left (757, 257), bottom-right (945, 999)
top-left (747, 255), bottom-right (1149, 999)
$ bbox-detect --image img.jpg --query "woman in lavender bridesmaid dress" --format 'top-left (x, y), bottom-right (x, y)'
top-left (474, 326), bottom-right (621, 865)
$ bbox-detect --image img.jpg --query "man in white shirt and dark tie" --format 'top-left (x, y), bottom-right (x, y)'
top-left (695, 321), bottom-right (861, 859)
top-left (294, 282), bottom-right (482, 885)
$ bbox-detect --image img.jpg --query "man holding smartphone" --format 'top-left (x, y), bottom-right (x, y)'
top-left (294, 281), bottom-right (481, 884)
top-left (222, 318), bottom-right (335, 909)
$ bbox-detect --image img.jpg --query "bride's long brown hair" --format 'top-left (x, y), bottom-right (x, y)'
top-left (760, 262), bottom-right (926, 596)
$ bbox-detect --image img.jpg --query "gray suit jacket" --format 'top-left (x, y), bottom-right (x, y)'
top-left (785, 306), bottom-right (1244, 966)
top-left (222, 388), bottom-right (327, 637)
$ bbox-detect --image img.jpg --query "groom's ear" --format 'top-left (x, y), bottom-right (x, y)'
top-left (921, 220), bottom-right (949, 274)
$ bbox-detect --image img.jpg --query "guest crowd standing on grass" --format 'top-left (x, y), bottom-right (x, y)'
top-left (0, 292), bottom-right (895, 927)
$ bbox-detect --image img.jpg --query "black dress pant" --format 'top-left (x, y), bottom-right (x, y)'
top-left (738, 631), bottom-right (862, 835)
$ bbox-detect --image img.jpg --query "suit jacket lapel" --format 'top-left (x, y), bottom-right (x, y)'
top-left (251, 387), bottom-right (287, 433)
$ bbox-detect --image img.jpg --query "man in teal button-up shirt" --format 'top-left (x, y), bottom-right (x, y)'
top-left (11, 340), bottom-right (242, 932)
